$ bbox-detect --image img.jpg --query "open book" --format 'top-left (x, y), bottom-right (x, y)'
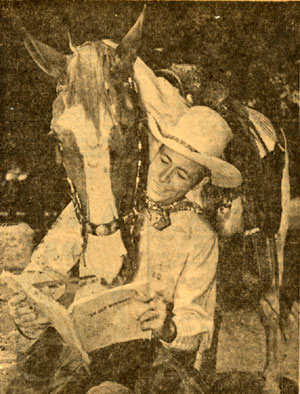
top-left (1, 271), bottom-right (151, 365)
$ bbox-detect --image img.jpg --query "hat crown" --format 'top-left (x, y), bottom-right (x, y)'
top-left (166, 106), bottom-right (232, 159)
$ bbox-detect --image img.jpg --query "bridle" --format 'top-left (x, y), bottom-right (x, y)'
top-left (58, 75), bottom-right (147, 268)
top-left (68, 125), bottom-right (144, 238)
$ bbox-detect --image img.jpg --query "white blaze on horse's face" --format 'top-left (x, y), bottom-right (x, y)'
top-left (51, 43), bottom-right (118, 225)
top-left (24, 7), bottom-right (145, 229)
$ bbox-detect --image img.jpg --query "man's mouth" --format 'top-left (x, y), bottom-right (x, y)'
top-left (153, 181), bottom-right (169, 195)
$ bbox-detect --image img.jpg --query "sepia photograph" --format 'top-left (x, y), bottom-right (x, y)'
top-left (0, 1), bottom-right (299, 393)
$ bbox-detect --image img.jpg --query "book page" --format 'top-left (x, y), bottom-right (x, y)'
top-left (0, 271), bottom-right (90, 365)
top-left (69, 281), bottom-right (151, 353)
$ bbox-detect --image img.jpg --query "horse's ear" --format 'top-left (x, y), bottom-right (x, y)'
top-left (23, 29), bottom-right (67, 80)
top-left (117, 5), bottom-right (146, 61)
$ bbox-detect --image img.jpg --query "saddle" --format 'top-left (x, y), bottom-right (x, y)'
top-left (216, 98), bottom-right (285, 301)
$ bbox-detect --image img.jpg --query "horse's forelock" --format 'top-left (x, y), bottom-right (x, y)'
top-left (66, 43), bottom-right (106, 132)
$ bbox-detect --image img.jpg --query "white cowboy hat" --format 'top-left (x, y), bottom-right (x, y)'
top-left (133, 58), bottom-right (242, 188)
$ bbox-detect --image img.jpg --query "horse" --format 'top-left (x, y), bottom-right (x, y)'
top-left (21, 7), bottom-right (149, 289)
top-left (156, 65), bottom-right (293, 393)
top-left (217, 104), bottom-right (290, 394)
top-left (2, 8), bottom-right (155, 391)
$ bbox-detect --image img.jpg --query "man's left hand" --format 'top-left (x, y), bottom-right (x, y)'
top-left (136, 293), bottom-right (176, 342)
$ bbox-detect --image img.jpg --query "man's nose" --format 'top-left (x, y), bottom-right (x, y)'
top-left (159, 167), bottom-right (173, 183)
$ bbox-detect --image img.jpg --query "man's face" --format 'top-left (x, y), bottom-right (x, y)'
top-left (147, 145), bottom-right (204, 205)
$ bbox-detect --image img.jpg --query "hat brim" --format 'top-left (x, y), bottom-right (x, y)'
top-left (148, 114), bottom-right (243, 189)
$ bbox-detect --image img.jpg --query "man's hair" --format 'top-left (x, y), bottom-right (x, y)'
top-left (196, 164), bottom-right (211, 183)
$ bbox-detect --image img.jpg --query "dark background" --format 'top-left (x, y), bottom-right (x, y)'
top-left (1, 1), bottom-right (299, 234)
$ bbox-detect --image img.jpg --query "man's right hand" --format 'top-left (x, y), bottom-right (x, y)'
top-left (8, 291), bottom-right (50, 338)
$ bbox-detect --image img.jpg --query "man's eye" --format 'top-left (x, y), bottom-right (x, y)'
top-left (177, 171), bottom-right (188, 181)
top-left (160, 157), bottom-right (168, 165)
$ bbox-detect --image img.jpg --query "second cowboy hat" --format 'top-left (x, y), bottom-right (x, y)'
top-left (133, 58), bottom-right (242, 188)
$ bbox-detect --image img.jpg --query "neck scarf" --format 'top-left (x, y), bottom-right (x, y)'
top-left (145, 195), bottom-right (204, 231)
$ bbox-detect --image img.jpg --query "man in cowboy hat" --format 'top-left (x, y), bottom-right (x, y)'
top-left (71, 65), bottom-right (243, 393)
top-left (8, 60), bottom-right (242, 393)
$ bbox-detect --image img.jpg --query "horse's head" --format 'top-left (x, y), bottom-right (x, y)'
top-left (24, 8), bottom-right (147, 240)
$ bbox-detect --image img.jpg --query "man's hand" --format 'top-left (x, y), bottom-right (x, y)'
top-left (136, 292), bottom-right (176, 343)
top-left (216, 196), bottom-right (244, 237)
top-left (8, 291), bottom-right (50, 338)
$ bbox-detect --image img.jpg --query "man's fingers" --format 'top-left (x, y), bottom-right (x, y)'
top-left (134, 300), bottom-right (152, 320)
top-left (9, 304), bottom-right (26, 318)
top-left (9, 292), bottom-right (27, 306)
top-left (34, 316), bottom-right (50, 326)
top-left (9, 298), bottom-right (36, 321)
top-left (141, 319), bottom-right (161, 332)
top-left (135, 293), bottom-right (154, 303)
top-left (16, 315), bottom-right (50, 329)
top-left (14, 305), bottom-right (35, 316)
top-left (18, 312), bottom-right (37, 323)
top-left (138, 309), bottom-right (159, 324)
top-left (150, 297), bottom-right (166, 310)
top-left (15, 312), bottom-right (38, 326)
top-left (135, 289), bottom-right (164, 302)
top-left (135, 293), bottom-right (167, 323)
